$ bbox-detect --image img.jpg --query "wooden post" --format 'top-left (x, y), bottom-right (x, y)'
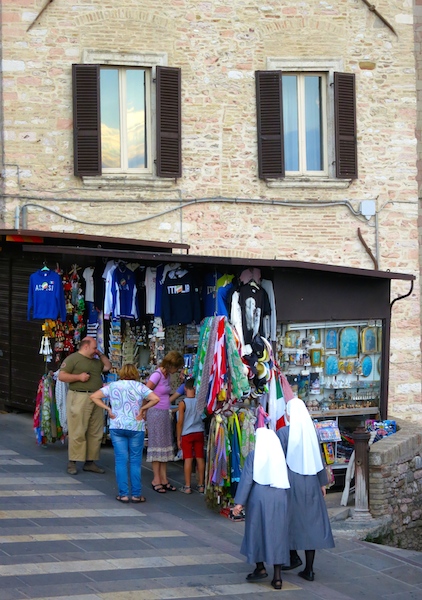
top-left (352, 426), bottom-right (372, 520)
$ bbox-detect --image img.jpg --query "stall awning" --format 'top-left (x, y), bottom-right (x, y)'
top-left (0, 229), bottom-right (190, 254)
top-left (0, 228), bottom-right (415, 281)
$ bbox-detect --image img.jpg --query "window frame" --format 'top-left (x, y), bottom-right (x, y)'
top-left (100, 65), bottom-right (152, 174)
top-left (265, 57), bottom-right (347, 186)
top-left (282, 71), bottom-right (328, 177)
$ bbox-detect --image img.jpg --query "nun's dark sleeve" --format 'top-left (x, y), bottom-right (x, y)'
top-left (234, 451), bottom-right (254, 506)
top-left (276, 426), bottom-right (289, 454)
top-left (317, 466), bottom-right (329, 486)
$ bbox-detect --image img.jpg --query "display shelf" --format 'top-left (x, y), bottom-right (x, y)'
top-left (278, 319), bottom-right (383, 471)
top-left (310, 407), bottom-right (380, 418)
top-left (322, 385), bottom-right (379, 390)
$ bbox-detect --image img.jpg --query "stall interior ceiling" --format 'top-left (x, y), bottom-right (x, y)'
top-left (21, 251), bottom-right (276, 284)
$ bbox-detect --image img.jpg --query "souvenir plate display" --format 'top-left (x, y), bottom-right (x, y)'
top-left (277, 320), bottom-right (383, 469)
top-left (361, 326), bottom-right (378, 353)
top-left (339, 327), bottom-right (359, 359)
top-left (277, 320), bottom-right (382, 415)
top-left (361, 355), bottom-right (373, 377)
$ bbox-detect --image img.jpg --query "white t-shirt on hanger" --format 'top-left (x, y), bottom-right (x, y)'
top-left (145, 266), bottom-right (157, 315)
top-left (83, 266), bottom-right (95, 303)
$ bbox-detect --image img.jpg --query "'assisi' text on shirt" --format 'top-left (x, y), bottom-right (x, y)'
top-left (35, 281), bottom-right (56, 292)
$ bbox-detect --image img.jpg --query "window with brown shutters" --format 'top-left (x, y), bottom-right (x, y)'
top-left (255, 70), bottom-right (285, 179)
top-left (72, 62), bottom-right (182, 179)
top-left (334, 72), bottom-right (358, 179)
top-left (156, 66), bottom-right (182, 179)
top-left (72, 64), bottom-right (101, 177)
top-left (256, 64), bottom-right (358, 182)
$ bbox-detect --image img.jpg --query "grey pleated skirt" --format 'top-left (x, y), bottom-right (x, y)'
top-left (146, 407), bottom-right (174, 462)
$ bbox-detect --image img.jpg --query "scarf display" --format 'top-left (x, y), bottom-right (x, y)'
top-left (33, 373), bottom-right (65, 445)
top-left (193, 316), bottom-right (250, 415)
top-left (205, 407), bottom-right (258, 509)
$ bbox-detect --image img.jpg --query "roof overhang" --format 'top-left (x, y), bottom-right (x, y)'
top-left (0, 229), bottom-right (190, 253)
top-left (0, 229), bottom-right (415, 282)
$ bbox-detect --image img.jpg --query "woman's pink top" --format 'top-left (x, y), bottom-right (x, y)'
top-left (148, 369), bottom-right (171, 410)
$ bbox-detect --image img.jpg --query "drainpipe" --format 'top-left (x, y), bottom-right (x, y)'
top-left (14, 206), bottom-right (20, 229)
top-left (352, 427), bottom-right (372, 520)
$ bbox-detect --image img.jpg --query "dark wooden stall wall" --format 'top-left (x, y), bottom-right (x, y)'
top-left (0, 257), bottom-right (11, 407)
top-left (273, 269), bottom-right (391, 322)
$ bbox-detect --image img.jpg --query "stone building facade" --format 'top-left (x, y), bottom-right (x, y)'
top-left (1, 1), bottom-right (421, 420)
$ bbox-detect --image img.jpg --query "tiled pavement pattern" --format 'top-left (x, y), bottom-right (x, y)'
top-left (0, 413), bottom-right (422, 600)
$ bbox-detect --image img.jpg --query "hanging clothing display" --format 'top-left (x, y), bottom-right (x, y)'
top-left (238, 281), bottom-right (271, 346)
top-left (216, 273), bottom-right (234, 317)
top-left (103, 260), bottom-right (117, 319)
top-left (27, 268), bottom-right (66, 321)
top-left (161, 266), bottom-right (201, 326)
top-left (93, 258), bottom-right (106, 311)
top-left (205, 407), bottom-right (258, 509)
top-left (33, 373), bottom-right (65, 445)
top-left (261, 279), bottom-right (277, 341)
top-left (111, 263), bottom-right (138, 319)
top-left (145, 266), bottom-right (157, 314)
top-left (54, 371), bottom-right (69, 435)
top-left (193, 316), bottom-right (250, 415)
top-left (202, 271), bottom-right (221, 317)
top-left (82, 266), bottom-right (95, 303)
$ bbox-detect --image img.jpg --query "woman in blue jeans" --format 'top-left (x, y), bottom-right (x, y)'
top-left (90, 364), bottom-right (159, 503)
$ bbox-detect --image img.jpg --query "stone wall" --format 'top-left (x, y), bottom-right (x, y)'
top-left (369, 420), bottom-right (422, 550)
top-left (1, 0), bottom-right (421, 420)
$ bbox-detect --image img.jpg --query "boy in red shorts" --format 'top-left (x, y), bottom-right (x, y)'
top-left (176, 378), bottom-right (205, 494)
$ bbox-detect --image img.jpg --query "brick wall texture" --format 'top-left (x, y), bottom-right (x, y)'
top-left (1, 0), bottom-right (421, 421)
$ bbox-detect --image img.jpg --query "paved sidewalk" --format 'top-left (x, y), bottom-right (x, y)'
top-left (0, 411), bottom-right (421, 600)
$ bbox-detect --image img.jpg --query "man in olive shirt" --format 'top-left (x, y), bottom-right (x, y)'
top-left (59, 336), bottom-right (112, 475)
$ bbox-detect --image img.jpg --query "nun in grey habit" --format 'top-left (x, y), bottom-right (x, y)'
top-left (232, 427), bottom-right (290, 590)
top-left (277, 397), bottom-right (335, 582)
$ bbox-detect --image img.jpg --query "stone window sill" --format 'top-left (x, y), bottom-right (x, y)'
top-left (266, 178), bottom-right (352, 189)
top-left (82, 175), bottom-right (175, 189)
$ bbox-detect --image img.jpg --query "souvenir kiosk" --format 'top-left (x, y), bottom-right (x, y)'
top-left (0, 230), bottom-right (414, 490)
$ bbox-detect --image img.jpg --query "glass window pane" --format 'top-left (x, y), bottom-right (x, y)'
top-left (100, 69), bottom-right (121, 169)
top-left (304, 76), bottom-right (323, 171)
top-left (282, 75), bottom-right (299, 172)
top-left (126, 69), bottom-right (146, 169)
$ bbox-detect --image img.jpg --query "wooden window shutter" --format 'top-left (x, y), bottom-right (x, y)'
top-left (334, 72), bottom-right (358, 179)
top-left (255, 70), bottom-right (284, 179)
top-left (72, 64), bottom-right (101, 177)
top-left (156, 66), bottom-right (182, 178)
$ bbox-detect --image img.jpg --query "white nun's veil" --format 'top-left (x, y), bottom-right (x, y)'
top-left (253, 427), bottom-right (290, 489)
top-left (286, 397), bottom-right (323, 476)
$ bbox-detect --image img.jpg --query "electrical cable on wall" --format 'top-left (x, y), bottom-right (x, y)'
top-left (9, 196), bottom-right (373, 229)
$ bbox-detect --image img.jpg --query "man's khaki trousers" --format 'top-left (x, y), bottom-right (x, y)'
top-left (67, 390), bottom-right (104, 462)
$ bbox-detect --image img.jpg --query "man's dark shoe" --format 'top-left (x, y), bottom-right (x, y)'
top-left (67, 461), bottom-right (77, 475)
top-left (83, 462), bottom-right (105, 474)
